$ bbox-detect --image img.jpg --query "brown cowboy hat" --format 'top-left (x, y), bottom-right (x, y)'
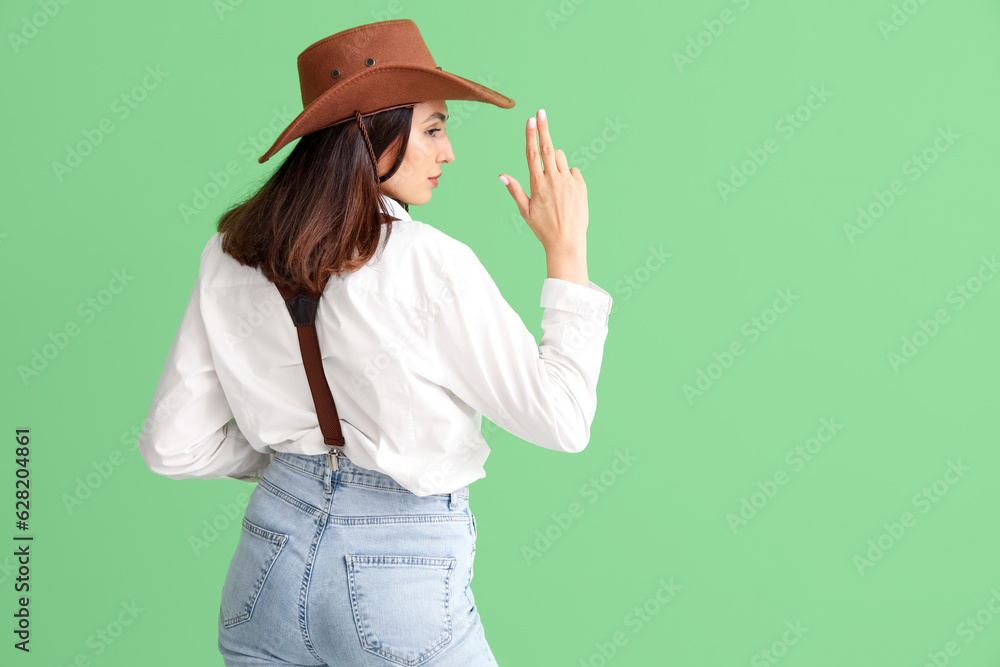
top-left (257, 19), bottom-right (516, 164)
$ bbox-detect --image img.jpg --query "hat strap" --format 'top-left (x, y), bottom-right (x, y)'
top-left (354, 110), bottom-right (381, 187)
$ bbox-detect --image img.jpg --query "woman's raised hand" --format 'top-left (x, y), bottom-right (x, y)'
top-left (499, 109), bottom-right (589, 258)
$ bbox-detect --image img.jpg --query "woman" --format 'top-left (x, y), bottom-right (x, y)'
top-left (137, 19), bottom-right (613, 666)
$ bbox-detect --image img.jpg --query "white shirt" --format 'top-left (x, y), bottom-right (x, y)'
top-left (137, 193), bottom-right (613, 496)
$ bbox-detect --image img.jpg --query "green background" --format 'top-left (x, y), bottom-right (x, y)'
top-left (4, 0), bottom-right (1000, 664)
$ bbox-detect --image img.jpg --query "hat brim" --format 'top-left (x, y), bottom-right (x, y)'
top-left (258, 65), bottom-right (516, 163)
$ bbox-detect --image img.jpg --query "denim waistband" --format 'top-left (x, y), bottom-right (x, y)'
top-left (272, 451), bottom-right (469, 500)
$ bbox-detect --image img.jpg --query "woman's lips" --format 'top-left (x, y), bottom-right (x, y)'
top-left (428, 177), bottom-right (439, 187)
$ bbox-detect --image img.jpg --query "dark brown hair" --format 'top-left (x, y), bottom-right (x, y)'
top-left (217, 106), bottom-right (414, 295)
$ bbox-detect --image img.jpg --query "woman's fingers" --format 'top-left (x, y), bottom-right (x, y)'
top-left (525, 115), bottom-right (543, 181)
top-left (499, 173), bottom-right (529, 220)
top-left (506, 109), bottom-right (588, 250)
top-left (535, 109), bottom-right (559, 174)
top-left (555, 148), bottom-right (569, 173)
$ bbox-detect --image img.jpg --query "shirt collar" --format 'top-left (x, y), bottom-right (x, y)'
top-left (379, 193), bottom-right (411, 222)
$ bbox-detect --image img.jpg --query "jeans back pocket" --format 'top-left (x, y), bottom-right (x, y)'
top-left (345, 554), bottom-right (457, 666)
top-left (220, 516), bottom-right (288, 629)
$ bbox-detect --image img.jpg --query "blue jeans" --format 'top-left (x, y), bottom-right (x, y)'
top-left (217, 452), bottom-right (497, 666)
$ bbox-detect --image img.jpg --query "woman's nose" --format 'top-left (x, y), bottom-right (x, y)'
top-left (441, 138), bottom-right (455, 163)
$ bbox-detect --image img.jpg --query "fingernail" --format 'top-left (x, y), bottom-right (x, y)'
top-left (538, 109), bottom-right (546, 122)
top-left (528, 117), bottom-right (536, 129)
top-left (499, 175), bottom-right (509, 185)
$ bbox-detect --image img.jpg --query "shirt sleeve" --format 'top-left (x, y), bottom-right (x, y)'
top-left (430, 243), bottom-right (613, 453)
top-left (137, 267), bottom-right (274, 481)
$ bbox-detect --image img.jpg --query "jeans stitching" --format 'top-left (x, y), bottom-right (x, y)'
top-left (326, 514), bottom-right (467, 526)
top-left (273, 456), bottom-right (324, 479)
top-left (258, 476), bottom-right (326, 519)
top-left (297, 503), bottom-right (330, 664)
top-left (220, 517), bottom-right (288, 629)
top-left (273, 454), bottom-right (471, 499)
top-left (223, 457), bottom-right (490, 665)
top-left (346, 556), bottom-right (456, 665)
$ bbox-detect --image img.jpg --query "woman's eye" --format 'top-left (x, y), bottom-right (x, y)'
top-left (427, 128), bottom-right (442, 137)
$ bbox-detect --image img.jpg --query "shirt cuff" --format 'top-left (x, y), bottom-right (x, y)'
top-left (540, 279), bottom-right (613, 326)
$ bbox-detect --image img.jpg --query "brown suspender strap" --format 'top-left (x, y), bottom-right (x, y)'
top-left (275, 281), bottom-right (345, 451)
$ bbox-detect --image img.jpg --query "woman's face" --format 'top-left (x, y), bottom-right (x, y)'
top-left (377, 100), bottom-right (454, 206)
